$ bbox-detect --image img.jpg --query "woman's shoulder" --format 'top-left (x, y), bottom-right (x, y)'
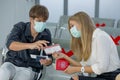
top-left (93, 28), bottom-right (109, 38)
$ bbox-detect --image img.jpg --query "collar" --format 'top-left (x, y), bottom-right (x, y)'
top-left (25, 22), bottom-right (31, 37)
top-left (25, 22), bottom-right (48, 38)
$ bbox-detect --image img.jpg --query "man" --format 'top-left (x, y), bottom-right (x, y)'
top-left (0, 5), bottom-right (52, 80)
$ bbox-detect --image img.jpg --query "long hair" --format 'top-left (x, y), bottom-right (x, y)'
top-left (68, 12), bottom-right (95, 61)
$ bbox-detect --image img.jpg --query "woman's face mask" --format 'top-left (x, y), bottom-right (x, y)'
top-left (34, 21), bottom-right (46, 33)
top-left (70, 26), bottom-right (81, 38)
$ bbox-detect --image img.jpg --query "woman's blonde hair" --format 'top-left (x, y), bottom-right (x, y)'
top-left (68, 12), bottom-right (95, 61)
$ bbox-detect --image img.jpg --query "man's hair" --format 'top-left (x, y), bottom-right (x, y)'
top-left (29, 5), bottom-right (49, 20)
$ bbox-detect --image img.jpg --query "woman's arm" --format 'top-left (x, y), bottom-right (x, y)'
top-left (53, 53), bottom-right (82, 67)
top-left (64, 66), bottom-right (94, 74)
top-left (64, 55), bottom-right (82, 66)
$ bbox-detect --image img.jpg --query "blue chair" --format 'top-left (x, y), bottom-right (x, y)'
top-left (117, 20), bottom-right (120, 28)
top-left (92, 17), bottom-right (115, 27)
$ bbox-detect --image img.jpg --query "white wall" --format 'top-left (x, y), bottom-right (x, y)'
top-left (0, 0), bottom-right (35, 49)
top-left (99, 0), bottom-right (120, 27)
top-left (68, 0), bottom-right (95, 17)
top-left (99, 0), bottom-right (120, 20)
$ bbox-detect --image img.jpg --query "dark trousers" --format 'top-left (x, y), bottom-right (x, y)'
top-left (70, 76), bottom-right (106, 80)
top-left (96, 69), bottom-right (120, 80)
top-left (70, 69), bottom-right (120, 80)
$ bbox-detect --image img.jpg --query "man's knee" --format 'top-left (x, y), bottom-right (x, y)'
top-left (0, 63), bottom-right (14, 80)
top-left (1, 62), bottom-right (15, 71)
top-left (0, 66), bottom-right (8, 74)
top-left (23, 69), bottom-right (34, 77)
top-left (14, 68), bottom-right (35, 80)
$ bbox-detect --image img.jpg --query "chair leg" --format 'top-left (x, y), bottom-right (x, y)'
top-left (2, 56), bottom-right (5, 64)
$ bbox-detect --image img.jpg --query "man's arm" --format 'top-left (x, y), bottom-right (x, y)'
top-left (9, 40), bottom-right (49, 51)
top-left (9, 42), bottom-right (30, 51)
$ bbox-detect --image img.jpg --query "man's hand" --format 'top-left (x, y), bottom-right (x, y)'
top-left (40, 58), bottom-right (52, 66)
top-left (29, 40), bottom-right (49, 50)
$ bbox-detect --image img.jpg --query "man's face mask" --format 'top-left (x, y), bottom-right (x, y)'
top-left (70, 26), bottom-right (81, 38)
top-left (34, 21), bottom-right (46, 33)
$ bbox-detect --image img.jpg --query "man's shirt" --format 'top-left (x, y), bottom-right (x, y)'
top-left (5, 22), bottom-right (52, 71)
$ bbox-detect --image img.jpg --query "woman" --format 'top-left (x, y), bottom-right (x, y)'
top-left (53, 12), bottom-right (120, 80)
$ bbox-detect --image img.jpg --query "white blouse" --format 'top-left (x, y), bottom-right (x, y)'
top-left (80, 28), bottom-right (120, 75)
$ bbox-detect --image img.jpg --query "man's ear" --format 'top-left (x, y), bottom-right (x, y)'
top-left (30, 17), bottom-right (34, 22)
top-left (30, 17), bottom-right (34, 25)
top-left (30, 17), bottom-right (35, 29)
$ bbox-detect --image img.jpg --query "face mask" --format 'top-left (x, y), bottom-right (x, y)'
top-left (70, 26), bottom-right (81, 38)
top-left (34, 21), bottom-right (46, 33)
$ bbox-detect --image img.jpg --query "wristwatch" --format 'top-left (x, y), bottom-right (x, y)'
top-left (81, 66), bottom-right (85, 73)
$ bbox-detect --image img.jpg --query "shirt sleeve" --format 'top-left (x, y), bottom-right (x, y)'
top-left (91, 34), bottom-right (111, 75)
top-left (6, 22), bottom-right (24, 49)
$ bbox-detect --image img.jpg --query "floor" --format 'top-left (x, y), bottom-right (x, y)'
top-left (43, 64), bottom-right (71, 80)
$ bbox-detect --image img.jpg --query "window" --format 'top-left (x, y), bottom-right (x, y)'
top-left (68, 0), bottom-right (95, 17)
top-left (40, 0), bottom-right (64, 23)
top-left (99, 0), bottom-right (120, 20)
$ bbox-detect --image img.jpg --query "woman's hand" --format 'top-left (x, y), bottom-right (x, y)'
top-left (52, 52), bottom-right (67, 59)
top-left (64, 66), bottom-right (78, 74)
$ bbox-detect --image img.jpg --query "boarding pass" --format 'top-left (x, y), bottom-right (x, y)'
top-left (44, 44), bottom-right (62, 54)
